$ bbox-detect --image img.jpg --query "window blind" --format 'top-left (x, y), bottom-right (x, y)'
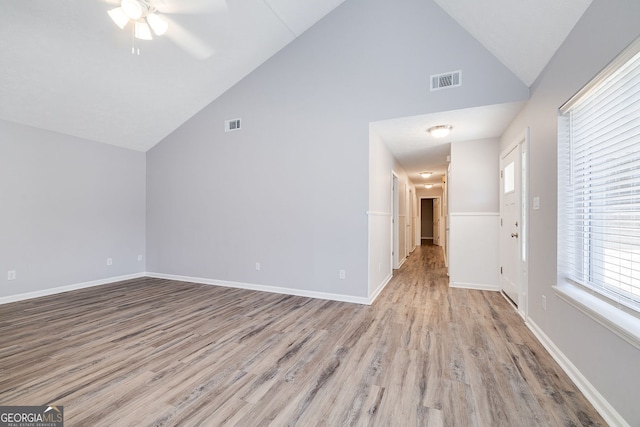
top-left (558, 40), bottom-right (640, 312)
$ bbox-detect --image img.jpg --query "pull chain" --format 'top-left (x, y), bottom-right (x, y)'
top-left (131, 24), bottom-right (140, 55)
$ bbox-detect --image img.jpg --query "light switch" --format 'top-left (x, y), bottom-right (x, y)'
top-left (533, 196), bottom-right (540, 210)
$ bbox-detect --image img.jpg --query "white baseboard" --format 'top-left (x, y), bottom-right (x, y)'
top-left (145, 272), bottom-right (371, 305)
top-left (526, 318), bottom-right (629, 427)
top-left (369, 273), bottom-right (393, 304)
top-left (0, 273), bottom-right (145, 305)
top-left (397, 257), bottom-right (407, 269)
top-left (449, 281), bottom-right (500, 291)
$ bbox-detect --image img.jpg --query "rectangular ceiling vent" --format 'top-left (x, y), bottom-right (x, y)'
top-left (430, 70), bottom-right (462, 91)
top-left (225, 118), bottom-right (241, 132)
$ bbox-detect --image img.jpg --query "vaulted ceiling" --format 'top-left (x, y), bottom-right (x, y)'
top-left (0, 0), bottom-right (592, 152)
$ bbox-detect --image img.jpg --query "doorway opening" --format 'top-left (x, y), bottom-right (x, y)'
top-left (419, 196), bottom-right (443, 247)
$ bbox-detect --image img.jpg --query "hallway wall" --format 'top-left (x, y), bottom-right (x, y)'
top-left (448, 138), bottom-right (500, 290)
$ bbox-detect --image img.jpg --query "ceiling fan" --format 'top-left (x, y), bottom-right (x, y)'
top-left (106, 0), bottom-right (226, 58)
top-left (108, 0), bottom-right (168, 41)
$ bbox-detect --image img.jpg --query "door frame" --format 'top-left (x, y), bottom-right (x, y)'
top-left (419, 196), bottom-right (442, 246)
top-left (499, 128), bottom-right (530, 319)
top-left (391, 172), bottom-right (400, 269)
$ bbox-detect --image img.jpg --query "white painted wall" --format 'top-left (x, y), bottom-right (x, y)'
top-left (368, 129), bottom-right (419, 299)
top-left (148, 0), bottom-right (528, 302)
top-left (368, 130), bottom-right (394, 297)
top-left (500, 0), bottom-right (640, 424)
top-left (449, 139), bottom-right (500, 213)
top-left (448, 139), bottom-right (500, 290)
top-left (0, 120), bottom-right (146, 300)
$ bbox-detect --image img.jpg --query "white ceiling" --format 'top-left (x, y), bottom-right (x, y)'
top-left (0, 0), bottom-right (346, 151)
top-left (371, 101), bottom-right (525, 187)
top-left (0, 0), bottom-right (592, 152)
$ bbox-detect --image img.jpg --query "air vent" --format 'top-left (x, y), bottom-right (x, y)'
top-left (225, 118), bottom-right (241, 132)
top-left (430, 70), bottom-right (462, 91)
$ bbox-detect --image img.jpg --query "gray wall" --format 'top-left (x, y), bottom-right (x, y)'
top-left (0, 120), bottom-right (146, 299)
top-left (501, 0), bottom-right (640, 423)
top-left (421, 199), bottom-right (434, 239)
top-left (148, 0), bottom-right (528, 299)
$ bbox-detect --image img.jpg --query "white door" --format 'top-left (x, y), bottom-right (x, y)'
top-left (392, 174), bottom-right (399, 268)
top-left (433, 199), bottom-right (440, 245)
top-left (500, 146), bottom-right (521, 305)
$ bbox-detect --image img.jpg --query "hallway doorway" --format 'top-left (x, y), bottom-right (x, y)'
top-left (419, 196), bottom-right (442, 247)
top-left (421, 199), bottom-right (434, 243)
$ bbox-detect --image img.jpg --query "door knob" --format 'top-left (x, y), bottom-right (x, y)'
top-left (511, 232), bottom-right (519, 238)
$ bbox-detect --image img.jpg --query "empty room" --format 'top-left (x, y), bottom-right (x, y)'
top-left (1, 0), bottom-right (639, 425)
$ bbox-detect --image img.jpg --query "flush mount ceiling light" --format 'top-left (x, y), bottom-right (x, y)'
top-left (424, 184), bottom-right (434, 189)
top-left (428, 125), bottom-right (452, 139)
top-left (420, 172), bottom-right (432, 178)
top-left (108, 0), bottom-right (168, 53)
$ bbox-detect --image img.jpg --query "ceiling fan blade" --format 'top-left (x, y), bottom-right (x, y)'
top-left (163, 17), bottom-right (215, 59)
top-left (156, 0), bottom-right (228, 15)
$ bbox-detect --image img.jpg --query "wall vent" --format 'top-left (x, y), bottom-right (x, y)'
top-left (430, 70), bottom-right (462, 91)
top-left (225, 118), bottom-right (241, 132)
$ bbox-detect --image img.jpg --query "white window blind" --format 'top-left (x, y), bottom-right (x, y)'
top-left (558, 38), bottom-right (640, 313)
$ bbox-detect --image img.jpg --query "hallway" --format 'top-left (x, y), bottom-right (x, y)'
top-left (0, 245), bottom-right (604, 425)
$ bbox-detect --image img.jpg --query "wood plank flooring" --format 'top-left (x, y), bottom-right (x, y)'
top-left (0, 244), bottom-right (605, 426)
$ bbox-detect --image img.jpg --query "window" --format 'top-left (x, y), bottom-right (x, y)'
top-left (558, 37), bottom-right (640, 313)
top-left (504, 161), bottom-right (515, 193)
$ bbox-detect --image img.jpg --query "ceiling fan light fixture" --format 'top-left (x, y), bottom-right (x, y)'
top-left (108, 7), bottom-right (130, 29)
top-left (135, 21), bottom-right (153, 40)
top-left (122, 0), bottom-right (144, 20)
top-left (147, 13), bottom-right (168, 36)
top-left (428, 125), bottom-right (452, 139)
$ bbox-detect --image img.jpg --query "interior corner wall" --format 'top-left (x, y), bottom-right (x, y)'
top-left (368, 130), bottom-right (394, 297)
top-left (0, 120), bottom-right (146, 301)
top-left (147, 0), bottom-right (528, 301)
top-left (448, 139), bottom-right (499, 290)
top-left (500, 0), bottom-right (640, 424)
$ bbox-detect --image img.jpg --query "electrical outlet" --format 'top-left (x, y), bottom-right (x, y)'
top-left (107, 258), bottom-right (113, 266)
top-left (138, 254), bottom-right (143, 261)
top-left (542, 295), bottom-right (547, 311)
top-left (339, 269), bottom-right (346, 280)
top-left (7, 270), bottom-right (16, 280)
top-left (255, 262), bottom-right (261, 271)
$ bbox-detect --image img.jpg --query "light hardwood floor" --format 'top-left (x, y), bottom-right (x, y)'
top-left (0, 244), bottom-right (605, 426)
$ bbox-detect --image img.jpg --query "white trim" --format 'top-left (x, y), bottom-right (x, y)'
top-left (397, 257), bottom-right (407, 269)
top-left (526, 318), bottom-right (630, 427)
top-left (449, 281), bottom-right (500, 291)
top-left (554, 283), bottom-right (640, 351)
top-left (499, 128), bottom-right (530, 319)
top-left (145, 272), bottom-right (371, 305)
top-left (366, 211), bottom-right (392, 216)
top-left (0, 273), bottom-right (145, 305)
top-left (369, 273), bottom-right (393, 304)
top-left (449, 212), bottom-right (499, 216)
